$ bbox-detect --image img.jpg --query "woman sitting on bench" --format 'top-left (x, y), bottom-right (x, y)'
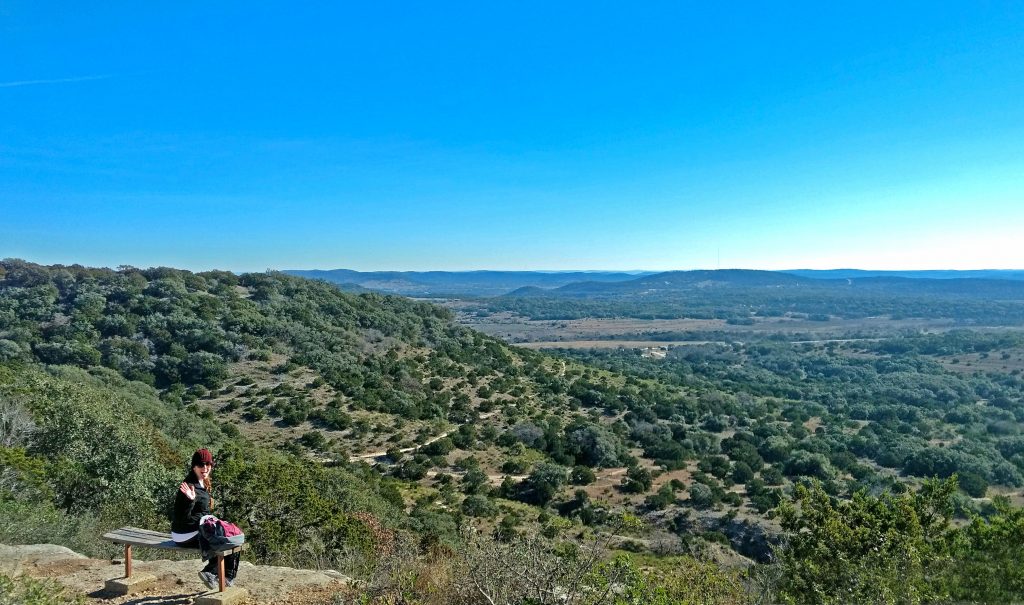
top-left (171, 448), bottom-right (241, 589)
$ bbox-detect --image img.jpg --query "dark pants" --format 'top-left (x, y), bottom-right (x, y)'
top-left (174, 535), bottom-right (240, 580)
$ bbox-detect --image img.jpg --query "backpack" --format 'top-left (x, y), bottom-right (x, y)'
top-left (199, 515), bottom-right (246, 549)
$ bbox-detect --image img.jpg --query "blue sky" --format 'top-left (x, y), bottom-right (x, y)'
top-left (2, 2), bottom-right (1023, 271)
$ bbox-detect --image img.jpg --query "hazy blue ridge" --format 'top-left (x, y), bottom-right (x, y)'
top-left (782, 269), bottom-right (1024, 281)
top-left (498, 269), bottom-right (1024, 301)
top-left (518, 270), bottom-right (817, 297)
top-left (283, 269), bottom-right (655, 296)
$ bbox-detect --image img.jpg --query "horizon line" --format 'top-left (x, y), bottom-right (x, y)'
top-left (5, 258), bottom-right (1024, 274)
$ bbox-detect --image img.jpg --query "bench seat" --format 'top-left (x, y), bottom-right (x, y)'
top-left (103, 527), bottom-right (194, 550)
top-left (103, 526), bottom-right (246, 592)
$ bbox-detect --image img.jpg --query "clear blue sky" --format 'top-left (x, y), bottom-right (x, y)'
top-left (2, 2), bottom-right (1023, 272)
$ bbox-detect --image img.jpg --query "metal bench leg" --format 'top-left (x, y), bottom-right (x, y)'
top-left (125, 544), bottom-right (132, 578)
top-left (217, 554), bottom-right (225, 592)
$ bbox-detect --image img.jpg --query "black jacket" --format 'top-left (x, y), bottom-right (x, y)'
top-left (172, 476), bottom-right (212, 534)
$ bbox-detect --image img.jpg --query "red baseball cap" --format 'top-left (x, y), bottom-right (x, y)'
top-left (191, 448), bottom-right (215, 467)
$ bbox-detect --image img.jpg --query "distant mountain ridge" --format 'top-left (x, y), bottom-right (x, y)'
top-left (286, 268), bottom-right (1024, 298)
top-left (504, 269), bottom-right (1024, 299)
top-left (782, 269), bottom-right (1024, 281)
top-left (487, 269), bottom-right (1024, 324)
top-left (283, 269), bottom-right (655, 296)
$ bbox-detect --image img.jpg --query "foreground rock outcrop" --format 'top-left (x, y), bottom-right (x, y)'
top-left (0, 543), bottom-right (350, 604)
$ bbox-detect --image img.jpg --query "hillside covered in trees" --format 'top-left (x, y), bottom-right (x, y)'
top-left (480, 269), bottom-right (1024, 323)
top-left (2, 259), bottom-right (1024, 604)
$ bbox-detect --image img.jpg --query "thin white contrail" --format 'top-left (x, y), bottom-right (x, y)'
top-left (0, 74), bottom-right (114, 88)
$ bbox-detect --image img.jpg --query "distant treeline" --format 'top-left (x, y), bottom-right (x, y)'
top-left (482, 294), bottom-right (1024, 324)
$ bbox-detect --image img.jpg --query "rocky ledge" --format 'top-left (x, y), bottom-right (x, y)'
top-left (0, 543), bottom-right (351, 604)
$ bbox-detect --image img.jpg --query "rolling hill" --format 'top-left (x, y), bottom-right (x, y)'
top-left (4, 259), bottom-right (1024, 603)
top-left (489, 269), bottom-right (1024, 323)
top-left (283, 269), bottom-right (654, 297)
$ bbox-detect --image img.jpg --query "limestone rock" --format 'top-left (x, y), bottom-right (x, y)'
top-left (0, 543), bottom-right (351, 604)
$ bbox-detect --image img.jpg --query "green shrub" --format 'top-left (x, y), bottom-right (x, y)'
top-left (570, 465), bottom-right (596, 485)
top-left (461, 494), bottom-right (497, 518)
top-left (0, 573), bottom-right (84, 605)
top-left (214, 447), bottom-right (399, 566)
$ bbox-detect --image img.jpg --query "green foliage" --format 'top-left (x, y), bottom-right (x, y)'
top-left (782, 451), bottom-right (835, 481)
top-left (0, 447), bottom-right (51, 501)
top-left (956, 471), bottom-right (988, 497)
top-left (517, 463), bottom-right (568, 505)
top-left (688, 483), bottom-right (716, 509)
top-left (564, 422), bottom-right (624, 467)
top-left (745, 478), bottom-right (782, 513)
top-left (945, 496), bottom-right (1024, 602)
top-left (0, 573), bottom-right (84, 605)
top-left (483, 277), bottom-right (1024, 325)
top-left (0, 261), bottom-right (515, 428)
top-left (619, 465), bottom-right (653, 494)
top-left (776, 477), bottom-right (956, 604)
top-left (559, 332), bottom-right (1024, 504)
top-left (461, 494), bottom-right (497, 518)
top-left (460, 467), bottom-right (489, 496)
top-left (213, 446), bottom-right (403, 565)
top-left (0, 498), bottom-right (111, 559)
top-left (775, 476), bottom-right (1024, 604)
top-left (7, 259), bottom-right (1024, 603)
top-left (731, 461), bottom-right (754, 484)
top-left (179, 351), bottom-right (229, 388)
top-left (644, 483), bottom-right (677, 510)
top-left (0, 363), bottom-right (229, 558)
top-left (0, 365), bottom-right (176, 523)
top-left (421, 437), bottom-right (454, 457)
top-left (586, 554), bottom-right (748, 605)
top-left (570, 465), bottom-right (596, 485)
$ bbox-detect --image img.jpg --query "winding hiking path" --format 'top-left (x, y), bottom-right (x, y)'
top-left (348, 411), bottom-right (499, 462)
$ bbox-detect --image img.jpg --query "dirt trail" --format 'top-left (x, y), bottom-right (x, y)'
top-left (348, 411), bottom-right (498, 462)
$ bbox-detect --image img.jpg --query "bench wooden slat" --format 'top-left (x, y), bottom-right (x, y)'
top-left (103, 526), bottom-right (247, 554)
top-left (105, 527), bottom-right (174, 540)
top-left (103, 529), bottom-right (183, 549)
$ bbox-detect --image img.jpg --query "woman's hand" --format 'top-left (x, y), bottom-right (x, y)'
top-left (179, 481), bottom-right (196, 500)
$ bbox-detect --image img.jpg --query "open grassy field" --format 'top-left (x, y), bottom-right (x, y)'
top-left (517, 340), bottom-right (725, 350)
top-left (448, 305), bottom-right (992, 346)
top-left (933, 348), bottom-right (1024, 374)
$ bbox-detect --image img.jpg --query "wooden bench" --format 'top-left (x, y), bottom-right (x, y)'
top-left (102, 527), bottom-right (247, 593)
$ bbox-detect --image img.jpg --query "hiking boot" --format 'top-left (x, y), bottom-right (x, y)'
top-left (198, 571), bottom-right (218, 590)
top-left (226, 577), bottom-right (235, 588)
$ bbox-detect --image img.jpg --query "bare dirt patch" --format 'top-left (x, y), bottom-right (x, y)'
top-left (581, 467), bottom-right (628, 501)
top-left (517, 340), bottom-right (724, 350)
top-left (1, 544), bottom-right (350, 605)
top-left (651, 466), bottom-right (693, 491)
top-left (934, 348), bottom-right (1024, 375)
